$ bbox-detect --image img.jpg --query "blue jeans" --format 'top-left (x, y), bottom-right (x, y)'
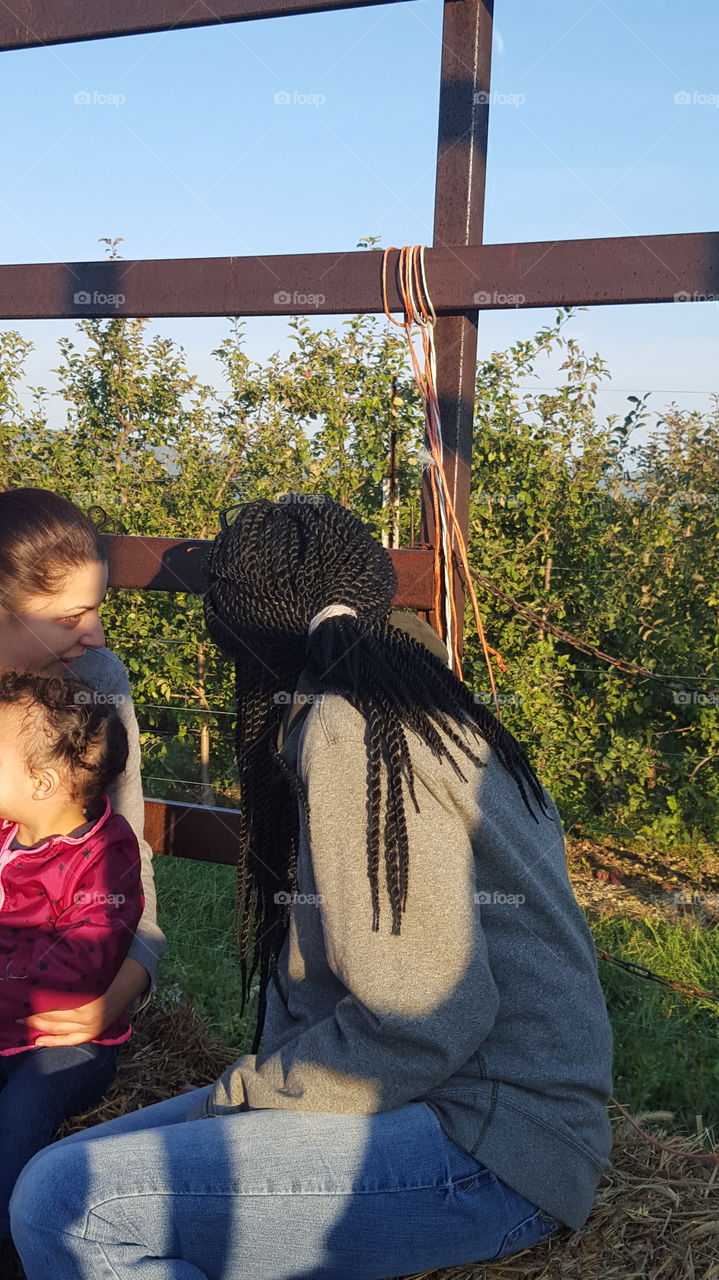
top-left (10, 1086), bottom-right (562, 1278)
top-left (0, 1041), bottom-right (119, 1238)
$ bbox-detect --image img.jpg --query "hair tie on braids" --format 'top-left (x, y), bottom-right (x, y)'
top-left (307, 604), bottom-right (358, 636)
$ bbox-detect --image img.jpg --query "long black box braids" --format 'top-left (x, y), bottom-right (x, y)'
top-left (203, 496), bottom-right (549, 1053)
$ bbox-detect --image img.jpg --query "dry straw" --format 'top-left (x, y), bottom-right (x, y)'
top-left (5, 999), bottom-right (717, 1280)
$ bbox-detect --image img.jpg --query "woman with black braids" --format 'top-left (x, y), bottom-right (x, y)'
top-left (11, 496), bottom-right (614, 1280)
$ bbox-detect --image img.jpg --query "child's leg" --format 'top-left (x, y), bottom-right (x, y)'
top-left (0, 1043), bottom-right (119, 1237)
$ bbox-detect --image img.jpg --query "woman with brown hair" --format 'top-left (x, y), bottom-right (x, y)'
top-left (0, 487), bottom-right (166, 1036)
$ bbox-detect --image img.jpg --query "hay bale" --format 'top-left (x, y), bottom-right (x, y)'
top-left (6, 1002), bottom-right (718, 1279)
top-left (400, 1115), bottom-right (719, 1280)
top-left (59, 996), bottom-right (240, 1137)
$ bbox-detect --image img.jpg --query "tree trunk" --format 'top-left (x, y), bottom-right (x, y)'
top-left (196, 640), bottom-right (216, 807)
top-left (538, 528), bottom-right (553, 642)
top-left (381, 378), bottom-right (400, 548)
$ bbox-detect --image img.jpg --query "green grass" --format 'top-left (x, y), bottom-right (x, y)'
top-left (590, 914), bottom-right (719, 1138)
top-left (153, 856), bottom-right (252, 1050)
top-left (154, 858), bottom-right (719, 1141)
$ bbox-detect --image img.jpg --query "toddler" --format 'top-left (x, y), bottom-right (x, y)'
top-left (0, 670), bottom-right (144, 1239)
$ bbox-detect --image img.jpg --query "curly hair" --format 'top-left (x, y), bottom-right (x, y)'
top-left (0, 671), bottom-right (128, 812)
top-left (203, 496), bottom-right (551, 1051)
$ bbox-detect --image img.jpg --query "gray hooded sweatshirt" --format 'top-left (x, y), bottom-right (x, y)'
top-left (191, 621), bottom-right (614, 1230)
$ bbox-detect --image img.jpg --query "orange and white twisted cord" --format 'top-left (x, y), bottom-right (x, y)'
top-left (381, 245), bottom-right (504, 718)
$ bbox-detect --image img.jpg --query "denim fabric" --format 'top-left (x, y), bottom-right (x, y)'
top-left (11, 1085), bottom-right (562, 1279)
top-left (0, 1042), bottom-right (119, 1236)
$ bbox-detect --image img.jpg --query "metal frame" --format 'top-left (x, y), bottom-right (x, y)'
top-left (106, 536), bottom-right (436, 606)
top-left (0, 0), bottom-right (410, 51)
top-left (4, 234), bottom-right (717, 318)
top-left (2, 0), bottom-right (714, 861)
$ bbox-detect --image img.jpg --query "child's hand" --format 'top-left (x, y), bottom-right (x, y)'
top-left (17, 957), bottom-right (150, 1046)
top-left (18, 992), bottom-right (112, 1045)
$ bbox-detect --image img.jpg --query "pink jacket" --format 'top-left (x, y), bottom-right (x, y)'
top-left (0, 796), bottom-right (144, 1053)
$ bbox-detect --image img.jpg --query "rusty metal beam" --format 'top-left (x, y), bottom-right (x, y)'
top-left (422, 0), bottom-right (493, 650)
top-left (144, 798), bottom-right (241, 865)
top-left (1, 234), bottom-right (717, 320)
top-left (0, 0), bottom-right (410, 52)
top-left (106, 535), bottom-right (436, 609)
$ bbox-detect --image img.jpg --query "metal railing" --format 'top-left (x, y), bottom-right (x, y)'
top-left (2, 0), bottom-right (715, 860)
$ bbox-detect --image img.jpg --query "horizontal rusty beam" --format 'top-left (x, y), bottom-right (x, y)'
top-left (107, 535), bottom-right (436, 610)
top-left (0, 0), bottom-right (409, 52)
top-left (1, 235), bottom-right (717, 319)
top-left (144, 798), bottom-right (241, 865)
top-left (107, 537), bottom-right (209, 594)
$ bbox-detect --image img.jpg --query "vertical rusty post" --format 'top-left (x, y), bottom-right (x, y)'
top-left (421, 0), bottom-right (494, 646)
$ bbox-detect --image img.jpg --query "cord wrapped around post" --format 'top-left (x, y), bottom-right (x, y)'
top-left (381, 245), bottom-right (506, 717)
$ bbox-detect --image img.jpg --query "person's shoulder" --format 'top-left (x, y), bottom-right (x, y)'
top-left (93, 806), bottom-right (140, 852)
top-left (302, 691), bottom-right (367, 750)
top-left (305, 693), bottom-right (490, 758)
top-left (71, 646), bottom-right (131, 698)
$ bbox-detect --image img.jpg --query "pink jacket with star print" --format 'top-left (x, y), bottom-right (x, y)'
top-left (0, 796), bottom-right (144, 1053)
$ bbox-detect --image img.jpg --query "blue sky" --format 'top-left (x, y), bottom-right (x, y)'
top-left (1, 0), bottom-right (718, 435)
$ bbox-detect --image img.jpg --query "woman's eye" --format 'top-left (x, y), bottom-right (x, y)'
top-left (61, 615), bottom-right (82, 626)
